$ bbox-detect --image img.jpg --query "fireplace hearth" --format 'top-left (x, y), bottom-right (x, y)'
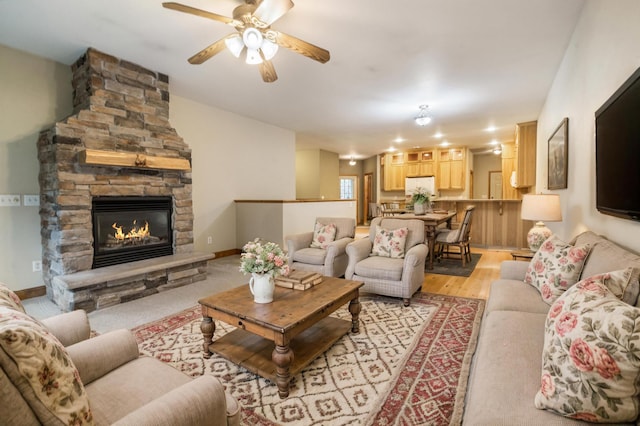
top-left (37, 48), bottom-right (209, 312)
top-left (92, 196), bottom-right (173, 268)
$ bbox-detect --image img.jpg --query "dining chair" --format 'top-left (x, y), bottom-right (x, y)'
top-left (435, 206), bottom-right (475, 267)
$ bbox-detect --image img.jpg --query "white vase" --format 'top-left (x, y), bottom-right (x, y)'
top-left (414, 202), bottom-right (426, 215)
top-left (249, 273), bottom-right (275, 303)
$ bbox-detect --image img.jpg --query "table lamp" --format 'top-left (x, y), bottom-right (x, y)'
top-left (521, 194), bottom-right (562, 251)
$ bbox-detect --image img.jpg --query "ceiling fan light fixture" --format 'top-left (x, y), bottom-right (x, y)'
top-left (245, 48), bottom-right (263, 64)
top-left (414, 105), bottom-right (432, 126)
top-left (261, 39), bottom-right (279, 60)
top-left (242, 27), bottom-right (263, 50)
top-left (224, 34), bottom-right (245, 58)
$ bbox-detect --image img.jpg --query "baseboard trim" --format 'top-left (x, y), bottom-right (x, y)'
top-left (214, 249), bottom-right (241, 258)
top-left (16, 286), bottom-right (46, 300)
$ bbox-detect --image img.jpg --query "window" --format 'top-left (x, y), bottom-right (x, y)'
top-left (340, 178), bottom-right (354, 200)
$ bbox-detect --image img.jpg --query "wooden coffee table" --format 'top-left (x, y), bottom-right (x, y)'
top-left (198, 276), bottom-right (363, 398)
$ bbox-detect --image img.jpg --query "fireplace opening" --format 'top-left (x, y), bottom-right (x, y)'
top-left (92, 196), bottom-right (173, 268)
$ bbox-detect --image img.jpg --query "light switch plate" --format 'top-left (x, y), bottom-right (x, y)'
top-left (23, 195), bottom-right (40, 206)
top-left (0, 194), bottom-right (21, 206)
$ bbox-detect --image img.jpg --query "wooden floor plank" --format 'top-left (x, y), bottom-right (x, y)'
top-left (421, 248), bottom-right (511, 299)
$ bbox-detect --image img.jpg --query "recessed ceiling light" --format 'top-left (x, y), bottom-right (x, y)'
top-left (490, 139), bottom-right (499, 146)
top-left (485, 126), bottom-right (497, 132)
top-left (387, 147), bottom-right (397, 152)
top-left (440, 141), bottom-right (450, 147)
top-left (394, 137), bottom-right (405, 143)
top-left (433, 132), bottom-right (444, 139)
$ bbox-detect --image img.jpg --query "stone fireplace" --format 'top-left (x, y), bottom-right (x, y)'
top-left (38, 48), bottom-right (211, 312)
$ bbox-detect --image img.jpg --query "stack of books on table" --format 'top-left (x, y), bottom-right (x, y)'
top-left (275, 270), bottom-right (323, 290)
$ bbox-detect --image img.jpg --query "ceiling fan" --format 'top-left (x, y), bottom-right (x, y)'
top-left (162, 0), bottom-right (330, 83)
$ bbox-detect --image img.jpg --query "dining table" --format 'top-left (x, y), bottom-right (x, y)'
top-left (391, 211), bottom-right (457, 269)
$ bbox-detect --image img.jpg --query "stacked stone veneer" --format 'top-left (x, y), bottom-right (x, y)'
top-left (38, 48), bottom-right (198, 311)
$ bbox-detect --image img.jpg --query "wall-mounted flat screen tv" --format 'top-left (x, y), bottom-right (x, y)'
top-left (595, 66), bottom-right (640, 222)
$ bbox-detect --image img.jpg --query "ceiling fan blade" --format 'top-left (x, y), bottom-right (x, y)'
top-left (272, 31), bottom-right (330, 63)
top-left (188, 37), bottom-right (228, 64)
top-left (258, 57), bottom-right (278, 83)
top-left (253, 0), bottom-right (294, 25)
top-left (162, 2), bottom-right (241, 27)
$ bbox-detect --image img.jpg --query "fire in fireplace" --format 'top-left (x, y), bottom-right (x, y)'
top-left (92, 196), bottom-right (173, 268)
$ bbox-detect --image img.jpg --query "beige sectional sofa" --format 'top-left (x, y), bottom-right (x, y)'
top-left (463, 231), bottom-right (640, 425)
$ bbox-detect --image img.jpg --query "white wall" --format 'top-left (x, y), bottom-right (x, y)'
top-left (170, 96), bottom-right (296, 253)
top-left (537, 0), bottom-right (640, 252)
top-left (0, 45), bottom-right (73, 291)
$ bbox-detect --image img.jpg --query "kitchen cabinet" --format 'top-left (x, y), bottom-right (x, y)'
top-left (437, 148), bottom-right (465, 190)
top-left (382, 153), bottom-right (406, 191)
top-left (513, 121), bottom-right (537, 188)
top-left (406, 150), bottom-right (435, 177)
top-left (501, 142), bottom-right (519, 200)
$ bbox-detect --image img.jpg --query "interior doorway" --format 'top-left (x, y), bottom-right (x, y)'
top-left (363, 173), bottom-right (373, 224)
top-left (340, 175), bottom-right (360, 224)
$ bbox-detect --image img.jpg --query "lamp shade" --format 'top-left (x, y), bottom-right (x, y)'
top-left (521, 194), bottom-right (562, 251)
top-left (521, 194), bottom-right (562, 222)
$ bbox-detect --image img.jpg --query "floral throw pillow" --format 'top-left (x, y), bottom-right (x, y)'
top-left (0, 282), bottom-right (25, 313)
top-left (371, 226), bottom-right (409, 259)
top-left (524, 235), bottom-right (591, 305)
top-left (535, 277), bottom-right (640, 422)
top-left (0, 307), bottom-right (93, 425)
top-left (310, 222), bottom-right (337, 249)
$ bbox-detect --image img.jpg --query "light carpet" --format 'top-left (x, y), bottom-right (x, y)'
top-left (133, 292), bottom-right (484, 425)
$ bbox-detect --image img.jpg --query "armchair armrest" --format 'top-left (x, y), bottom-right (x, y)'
top-left (500, 260), bottom-right (530, 281)
top-left (345, 238), bottom-right (372, 279)
top-left (403, 243), bottom-right (429, 268)
top-left (41, 309), bottom-right (91, 347)
top-left (66, 329), bottom-right (140, 385)
top-left (112, 375), bottom-right (235, 426)
top-left (325, 237), bottom-right (353, 259)
top-left (285, 232), bottom-right (313, 262)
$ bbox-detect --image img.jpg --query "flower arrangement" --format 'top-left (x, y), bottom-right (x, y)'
top-left (239, 238), bottom-right (290, 277)
top-left (411, 187), bottom-right (430, 205)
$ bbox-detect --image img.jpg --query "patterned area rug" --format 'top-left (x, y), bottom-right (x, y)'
top-left (133, 293), bottom-right (484, 425)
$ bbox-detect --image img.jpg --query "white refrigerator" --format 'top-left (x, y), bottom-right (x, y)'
top-left (405, 176), bottom-right (436, 201)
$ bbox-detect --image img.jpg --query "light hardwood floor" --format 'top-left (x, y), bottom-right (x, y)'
top-left (357, 225), bottom-right (512, 300)
top-left (422, 247), bottom-right (511, 300)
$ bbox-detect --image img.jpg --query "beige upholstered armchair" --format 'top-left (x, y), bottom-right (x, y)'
top-left (345, 217), bottom-right (428, 306)
top-left (0, 283), bottom-right (239, 426)
top-left (285, 217), bottom-right (356, 277)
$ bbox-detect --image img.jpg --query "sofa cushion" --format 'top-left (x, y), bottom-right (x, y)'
top-left (535, 277), bottom-right (640, 422)
top-left (354, 256), bottom-right (404, 281)
top-left (524, 235), bottom-right (591, 305)
top-left (0, 307), bottom-right (93, 425)
top-left (573, 231), bottom-right (640, 292)
top-left (0, 282), bottom-right (25, 313)
top-left (485, 280), bottom-right (550, 315)
top-left (292, 247), bottom-right (327, 265)
top-left (310, 221), bottom-right (336, 249)
top-left (371, 225), bottom-right (408, 259)
top-left (463, 311), bottom-right (581, 425)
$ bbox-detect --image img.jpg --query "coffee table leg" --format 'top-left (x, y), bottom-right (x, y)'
top-left (349, 296), bottom-right (361, 334)
top-left (200, 316), bottom-right (215, 359)
top-left (272, 344), bottom-right (294, 398)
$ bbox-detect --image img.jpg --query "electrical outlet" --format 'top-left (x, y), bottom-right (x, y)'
top-left (32, 261), bottom-right (42, 272)
top-left (207, 236), bottom-right (213, 245)
top-left (23, 194), bottom-right (40, 206)
top-left (0, 194), bottom-right (21, 206)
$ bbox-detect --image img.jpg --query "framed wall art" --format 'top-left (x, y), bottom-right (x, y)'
top-left (548, 117), bottom-right (568, 190)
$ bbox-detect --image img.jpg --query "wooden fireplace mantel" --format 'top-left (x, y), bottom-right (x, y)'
top-left (79, 149), bottom-right (191, 171)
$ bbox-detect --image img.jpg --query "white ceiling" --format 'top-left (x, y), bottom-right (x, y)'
top-left (0, 0), bottom-right (585, 159)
